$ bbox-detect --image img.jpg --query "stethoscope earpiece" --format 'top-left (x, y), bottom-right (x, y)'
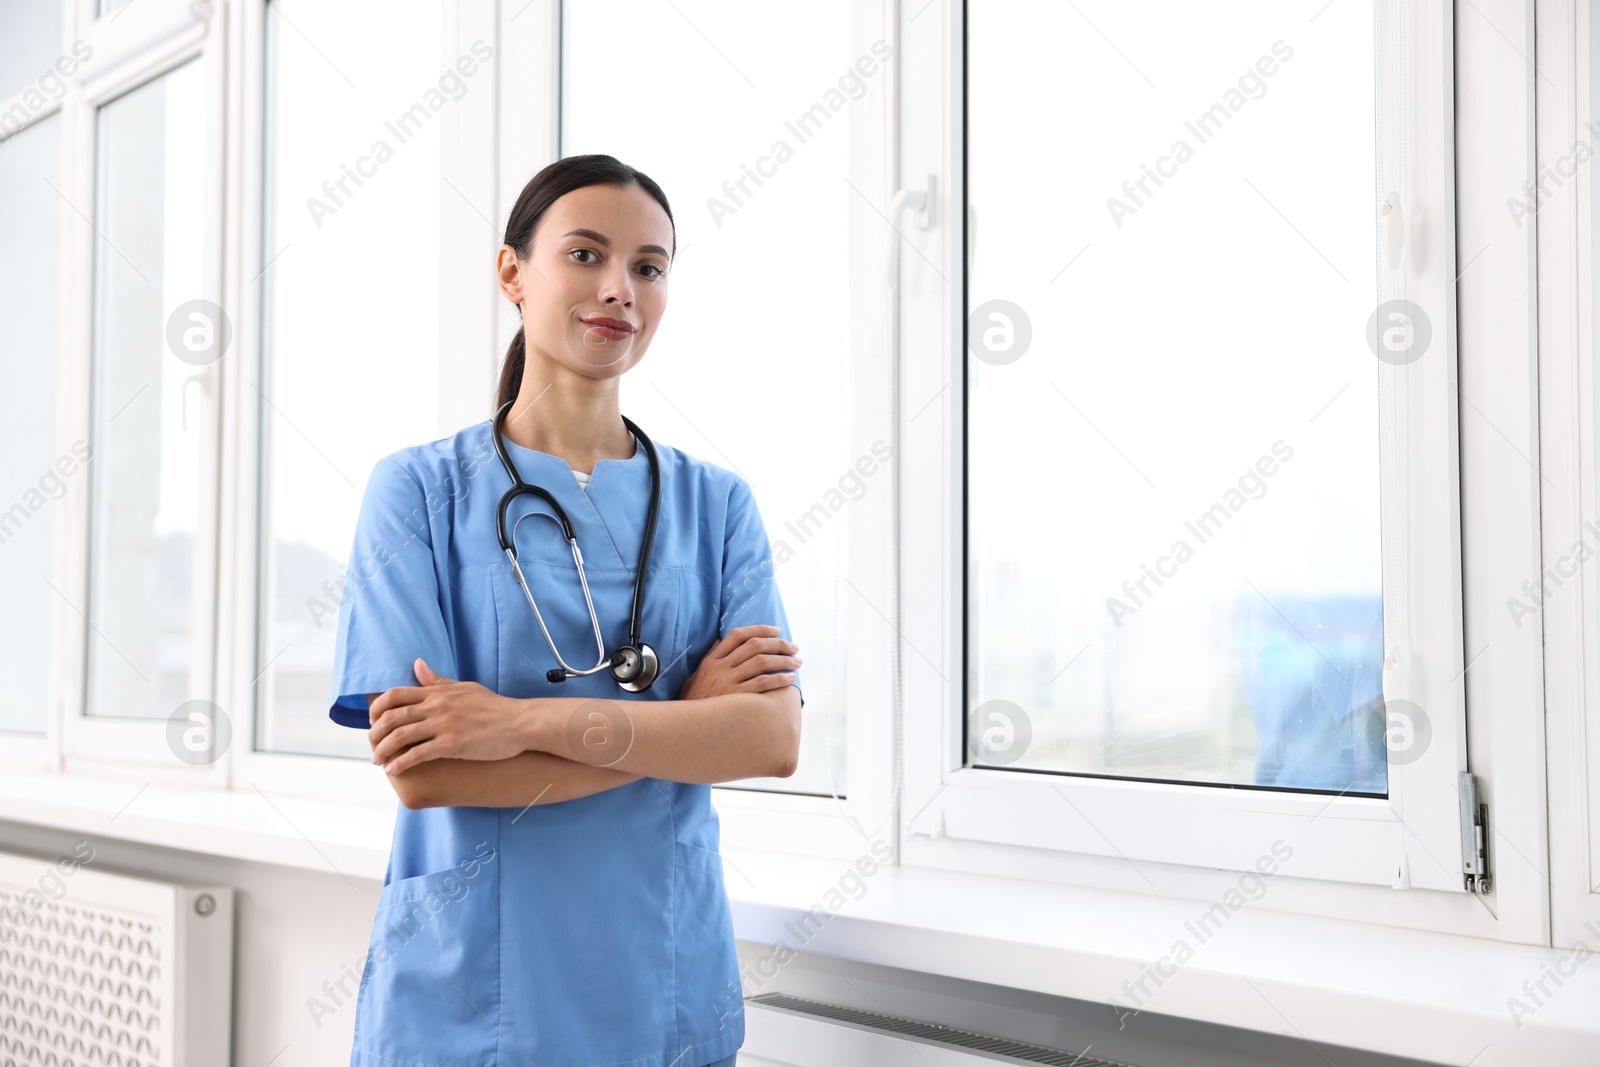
top-left (493, 400), bottom-right (664, 693)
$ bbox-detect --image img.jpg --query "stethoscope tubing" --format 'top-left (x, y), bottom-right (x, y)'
top-left (491, 399), bottom-right (662, 685)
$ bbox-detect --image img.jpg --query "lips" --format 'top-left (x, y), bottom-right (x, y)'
top-left (581, 316), bottom-right (636, 340)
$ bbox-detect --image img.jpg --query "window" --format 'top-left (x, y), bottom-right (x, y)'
top-left (898, 0), bottom-right (1473, 894)
top-left (562, 0), bottom-right (870, 797)
top-left (254, 0), bottom-right (446, 758)
top-left (0, 112), bottom-right (61, 735)
top-left (57, 1), bottom-right (228, 768)
top-left (965, 4), bottom-right (1383, 793)
top-left (85, 58), bottom-right (209, 721)
top-left (0, 0), bottom-right (61, 103)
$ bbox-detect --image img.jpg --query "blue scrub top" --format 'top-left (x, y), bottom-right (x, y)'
top-left (328, 415), bottom-right (802, 1067)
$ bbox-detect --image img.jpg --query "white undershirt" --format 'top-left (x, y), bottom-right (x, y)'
top-left (569, 434), bottom-right (635, 492)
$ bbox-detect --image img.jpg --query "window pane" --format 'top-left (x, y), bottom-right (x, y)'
top-left (256, 0), bottom-right (443, 756)
top-left (86, 59), bottom-right (207, 719)
top-left (563, 0), bottom-right (855, 795)
top-left (966, 2), bottom-right (1385, 793)
top-left (0, 113), bottom-right (61, 734)
top-left (0, 0), bottom-right (61, 102)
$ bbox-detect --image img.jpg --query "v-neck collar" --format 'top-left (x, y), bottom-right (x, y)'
top-left (487, 419), bottom-right (652, 568)
top-left (499, 430), bottom-right (640, 485)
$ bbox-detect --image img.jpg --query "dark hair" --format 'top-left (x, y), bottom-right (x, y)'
top-left (495, 154), bottom-right (676, 411)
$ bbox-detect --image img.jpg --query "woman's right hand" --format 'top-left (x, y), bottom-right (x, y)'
top-left (678, 624), bottom-right (801, 700)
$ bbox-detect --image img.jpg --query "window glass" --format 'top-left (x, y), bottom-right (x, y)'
top-left (256, 0), bottom-right (444, 756)
top-left (966, 2), bottom-right (1385, 792)
top-left (0, 113), bottom-right (62, 734)
top-left (86, 59), bottom-right (207, 719)
top-left (562, 0), bottom-right (858, 794)
top-left (0, 0), bottom-right (62, 102)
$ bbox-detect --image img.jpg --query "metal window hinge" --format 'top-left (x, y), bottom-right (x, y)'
top-left (1459, 771), bottom-right (1491, 894)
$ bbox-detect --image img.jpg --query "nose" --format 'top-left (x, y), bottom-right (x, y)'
top-left (598, 262), bottom-right (635, 307)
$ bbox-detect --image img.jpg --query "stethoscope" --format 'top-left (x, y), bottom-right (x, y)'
top-left (492, 399), bottom-right (663, 692)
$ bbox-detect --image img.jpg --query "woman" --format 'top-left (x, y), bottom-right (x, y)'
top-left (327, 153), bottom-right (804, 1067)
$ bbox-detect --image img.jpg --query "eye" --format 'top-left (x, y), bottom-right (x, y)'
top-left (570, 248), bottom-right (598, 264)
top-left (639, 263), bottom-right (665, 279)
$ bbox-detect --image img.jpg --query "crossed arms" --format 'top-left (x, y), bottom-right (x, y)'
top-left (363, 626), bottom-right (802, 810)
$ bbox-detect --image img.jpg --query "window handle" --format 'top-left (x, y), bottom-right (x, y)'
top-left (1381, 191), bottom-right (1404, 270)
top-left (885, 175), bottom-right (935, 284)
top-left (181, 372), bottom-right (208, 432)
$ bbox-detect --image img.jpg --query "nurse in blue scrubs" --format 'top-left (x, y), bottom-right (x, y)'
top-left (327, 153), bottom-right (804, 1067)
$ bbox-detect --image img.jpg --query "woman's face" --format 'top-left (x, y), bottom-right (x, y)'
top-left (506, 182), bottom-right (674, 378)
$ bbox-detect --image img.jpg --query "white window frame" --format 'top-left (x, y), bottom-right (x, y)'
top-left (892, 0), bottom-right (1551, 936)
top-left (224, 0), bottom-right (504, 804)
top-left (57, 0), bottom-right (229, 777)
top-left (219, 0), bottom-right (899, 855)
top-left (1539, 0), bottom-right (1600, 951)
top-left (542, 0), bottom-right (904, 859)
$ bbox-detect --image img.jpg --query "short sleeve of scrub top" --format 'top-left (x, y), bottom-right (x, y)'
top-left (326, 456), bottom-right (459, 729)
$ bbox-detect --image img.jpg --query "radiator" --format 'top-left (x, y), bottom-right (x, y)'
top-left (742, 992), bottom-right (1138, 1067)
top-left (0, 846), bottom-right (234, 1067)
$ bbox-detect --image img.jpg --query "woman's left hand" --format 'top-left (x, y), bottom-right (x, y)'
top-left (368, 659), bottom-right (527, 775)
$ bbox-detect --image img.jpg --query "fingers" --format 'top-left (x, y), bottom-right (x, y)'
top-left (371, 720), bottom-right (432, 766)
top-left (382, 738), bottom-right (441, 777)
top-left (724, 635), bottom-right (799, 670)
top-left (723, 638), bottom-right (801, 683)
top-left (369, 685), bottom-right (428, 722)
top-left (416, 661), bottom-right (454, 685)
top-left (713, 625), bottom-right (788, 660)
top-left (739, 670), bottom-right (799, 693)
top-left (369, 697), bottom-right (427, 748)
top-left (730, 654), bottom-right (802, 684)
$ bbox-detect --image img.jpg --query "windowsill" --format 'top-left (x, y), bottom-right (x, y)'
top-left (1, 772), bottom-right (1594, 1066)
top-left (0, 770), bottom-right (395, 880)
top-left (722, 849), bottom-right (1600, 1067)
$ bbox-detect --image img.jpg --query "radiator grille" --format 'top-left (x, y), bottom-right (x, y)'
top-left (749, 992), bottom-right (1139, 1066)
top-left (0, 848), bottom-right (231, 1067)
top-left (0, 886), bottom-right (164, 1066)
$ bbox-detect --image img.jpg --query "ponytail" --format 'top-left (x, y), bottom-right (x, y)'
top-left (496, 325), bottom-right (526, 411)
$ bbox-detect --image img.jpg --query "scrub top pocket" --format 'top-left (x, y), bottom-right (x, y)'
top-left (671, 839), bottom-right (744, 1047)
top-left (352, 854), bottom-right (501, 1067)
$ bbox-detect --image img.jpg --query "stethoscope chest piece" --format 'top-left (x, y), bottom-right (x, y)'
top-left (608, 643), bottom-right (659, 692)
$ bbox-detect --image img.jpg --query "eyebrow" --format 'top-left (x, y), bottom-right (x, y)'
top-left (562, 228), bottom-right (672, 259)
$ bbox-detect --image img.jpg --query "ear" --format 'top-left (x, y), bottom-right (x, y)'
top-left (496, 244), bottom-right (526, 305)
